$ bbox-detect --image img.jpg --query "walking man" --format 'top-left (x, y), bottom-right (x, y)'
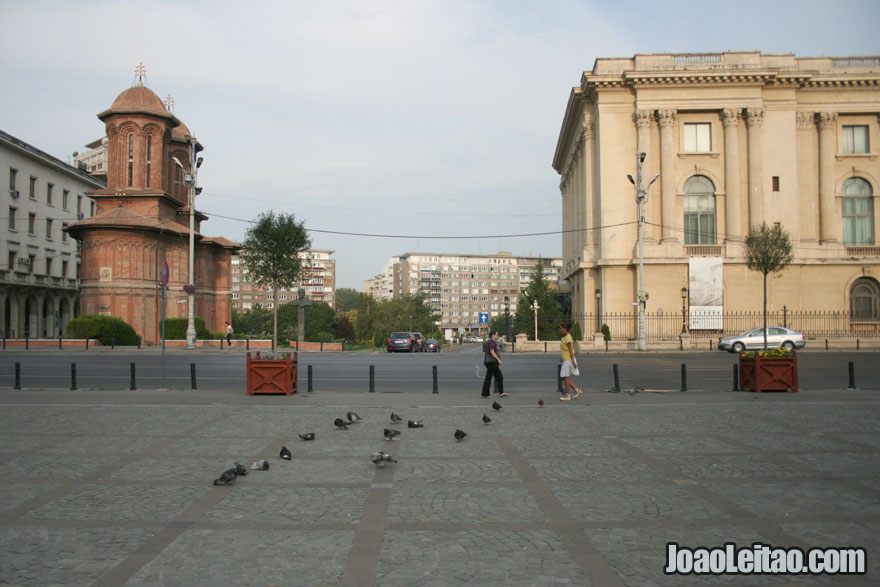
top-left (225, 321), bottom-right (234, 346)
top-left (559, 322), bottom-right (582, 401)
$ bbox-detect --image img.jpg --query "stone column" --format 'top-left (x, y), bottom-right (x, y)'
top-left (816, 112), bottom-right (838, 243)
top-left (583, 113), bottom-right (595, 251)
top-left (721, 109), bottom-right (742, 242)
top-left (657, 109), bottom-right (678, 242)
top-left (634, 110), bottom-right (656, 241)
top-left (796, 111), bottom-right (819, 241)
top-left (745, 108), bottom-right (765, 228)
top-left (0, 291), bottom-right (6, 338)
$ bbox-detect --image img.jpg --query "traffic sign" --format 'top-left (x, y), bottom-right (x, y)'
top-left (160, 262), bottom-right (170, 286)
top-left (479, 312), bottom-right (489, 324)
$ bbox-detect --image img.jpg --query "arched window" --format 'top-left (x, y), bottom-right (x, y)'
top-left (684, 175), bottom-right (716, 244)
top-left (842, 178), bottom-right (874, 246)
top-left (127, 133), bottom-right (134, 187)
top-left (850, 278), bottom-right (880, 321)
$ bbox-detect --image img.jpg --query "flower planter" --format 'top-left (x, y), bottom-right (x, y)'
top-left (246, 351), bottom-right (298, 395)
top-left (738, 351), bottom-right (798, 392)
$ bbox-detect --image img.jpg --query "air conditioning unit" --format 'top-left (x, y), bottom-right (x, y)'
top-left (77, 213), bottom-right (84, 220)
top-left (9, 189), bottom-right (19, 198)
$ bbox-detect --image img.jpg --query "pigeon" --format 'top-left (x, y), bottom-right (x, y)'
top-left (213, 467), bottom-right (237, 486)
top-left (629, 387), bottom-right (644, 395)
top-left (454, 429), bottom-right (468, 441)
top-left (370, 451), bottom-right (398, 467)
top-left (407, 420), bottom-right (424, 428)
top-left (492, 401), bottom-right (502, 411)
top-left (384, 428), bottom-right (401, 440)
top-left (390, 412), bottom-right (403, 423)
top-left (347, 411), bottom-right (362, 422)
top-left (482, 414), bottom-right (491, 425)
top-left (298, 433), bottom-right (315, 441)
top-left (538, 399), bottom-right (544, 407)
top-left (235, 462), bottom-right (248, 476)
top-left (250, 459), bottom-right (270, 470)
top-left (334, 418), bottom-right (349, 430)
top-left (279, 446), bottom-right (292, 460)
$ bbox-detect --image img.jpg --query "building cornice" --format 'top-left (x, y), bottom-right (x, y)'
top-left (0, 129), bottom-right (106, 190)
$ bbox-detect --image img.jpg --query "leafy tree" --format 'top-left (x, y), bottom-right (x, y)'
top-left (239, 211), bottom-right (311, 357)
top-left (231, 306), bottom-right (272, 338)
top-left (513, 261), bottom-right (563, 340)
top-left (334, 314), bottom-right (355, 342)
top-left (355, 293), bottom-right (435, 347)
top-left (335, 288), bottom-right (360, 312)
top-left (744, 222), bottom-right (794, 349)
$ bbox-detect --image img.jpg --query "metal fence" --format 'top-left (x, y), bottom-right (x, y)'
top-left (574, 309), bottom-right (880, 342)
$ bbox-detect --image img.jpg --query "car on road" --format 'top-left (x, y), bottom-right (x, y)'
top-left (387, 332), bottom-right (422, 353)
top-left (425, 338), bottom-right (441, 352)
top-left (412, 332), bottom-right (427, 352)
top-left (717, 326), bottom-right (807, 353)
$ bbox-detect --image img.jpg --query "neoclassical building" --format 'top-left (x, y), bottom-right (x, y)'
top-left (67, 72), bottom-right (238, 344)
top-left (553, 52), bottom-right (880, 339)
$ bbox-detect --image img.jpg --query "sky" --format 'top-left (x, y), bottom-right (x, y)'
top-left (2, 0), bottom-right (878, 289)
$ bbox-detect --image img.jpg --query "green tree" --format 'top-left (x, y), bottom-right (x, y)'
top-left (335, 288), bottom-right (360, 312)
top-left (240, 211), bottom-right (311, 357)
top-left (354, 293), bottom-right (435, 347)
top-left (744, 222), bottom-right (794, 350)
top-left (513, 261), bottom-right (562, 340)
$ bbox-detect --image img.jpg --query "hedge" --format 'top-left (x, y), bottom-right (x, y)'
top-left (66, 315), bottom-right (140, 346)
top-left (161, 317), bottom-right (213, 340)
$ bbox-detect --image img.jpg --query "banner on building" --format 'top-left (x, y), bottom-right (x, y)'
top-left (688, 257), bottom-right (723, 330)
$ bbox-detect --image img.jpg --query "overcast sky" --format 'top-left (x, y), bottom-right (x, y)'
top-left (2, 0), bottom-right (878, 289)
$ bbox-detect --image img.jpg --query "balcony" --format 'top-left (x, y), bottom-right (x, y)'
top-left (846, 246), bottom-right (880, 257)
top-left (0, 269), bottom-right (80, 291)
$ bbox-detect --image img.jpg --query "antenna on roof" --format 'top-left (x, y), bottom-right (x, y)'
top-left (133, 62), bottom-right (148, 87)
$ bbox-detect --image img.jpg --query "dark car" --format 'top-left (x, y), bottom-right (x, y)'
top-left (412, 332), bottom-right (427, 352)
top-left (387, 332), bottom-right (421, 353)
top-left (425, 338), bottom-right (441, 352)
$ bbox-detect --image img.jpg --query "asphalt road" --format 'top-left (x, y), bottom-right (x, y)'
top-left (1, 344), bottom-right (876, 393)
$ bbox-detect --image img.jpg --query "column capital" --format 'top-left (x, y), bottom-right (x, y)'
top-left (634, 109), bottom-right (654, 129)
top-left (744, 108), bottom-right (764, 126)
top-left (656, 109), bottom-right (676, 127)
top-left (796, 111), bottom-right (816, 129)
top-left (816, 111), bottom-right (837, 130)
top-left (582, 112), bottom-right (595, 139)
top-left (721, 108), bottom-right (741, 126)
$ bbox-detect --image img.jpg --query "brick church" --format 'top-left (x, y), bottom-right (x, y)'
top-left (67, 71), bottom-right (238, 344)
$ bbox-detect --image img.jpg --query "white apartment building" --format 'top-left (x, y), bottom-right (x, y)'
top-left (231, 249), bottom-right (337, 311)
top-left (2, 130), bottom-right (102, 338)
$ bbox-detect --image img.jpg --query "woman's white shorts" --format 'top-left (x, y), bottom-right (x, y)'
top-left (560, 359), bottom-right (579, 377)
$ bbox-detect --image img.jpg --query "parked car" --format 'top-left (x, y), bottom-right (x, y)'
top-left (411, 332), bottom-right (427, 352)
top-left (387, 332), bottom-right (421, 353)
top-left (425, 338), bottom-right (441, 352)
top-left (717, 327), bottom-right (806, 353)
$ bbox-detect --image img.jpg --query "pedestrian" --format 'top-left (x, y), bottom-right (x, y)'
top-left (559, 322), bottom-right (582, 401)
top-left (481, 330), bottom-right (507, 397)
top-left (225, 321), bottom-right (234, 346)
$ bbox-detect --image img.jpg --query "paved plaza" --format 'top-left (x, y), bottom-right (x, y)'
top-left (0, 386), bottom-right (877, 586)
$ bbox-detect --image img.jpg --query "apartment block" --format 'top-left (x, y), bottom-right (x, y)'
top-left (231, 249), bottom-right (337, 310)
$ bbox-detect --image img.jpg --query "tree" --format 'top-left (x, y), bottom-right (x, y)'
top-left (335, 288), bottom-right (360, 312)
top-left (744, 222), bottom-right (794, 350)
top-left (354, 293), bottom-right (435, 347)
top-left (240, 211), bottom-right (311, 357)
top-left (513, 261), bottom-right (562, 340)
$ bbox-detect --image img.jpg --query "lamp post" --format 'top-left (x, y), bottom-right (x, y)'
top-left (172, 135), bottom-right (202, 350)
top-left (531, 299), bottom-right (539, 341)
top-left (595, 288), bottom-right (602, 333)
top-left (681, 287), bottom-right (689, 334)
top-left (503, 296), bottom-right (511, 342)
top-left (627, 153), bottom-right (659, 351)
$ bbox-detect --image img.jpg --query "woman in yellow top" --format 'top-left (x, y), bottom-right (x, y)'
top-left (559, 322), bottom-right (582, 401)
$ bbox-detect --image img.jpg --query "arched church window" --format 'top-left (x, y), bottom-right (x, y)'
top-left (842, 177), bottom-right (874, 246)
top-left (145, 135), bottom-right (152, 188)
top-left (127, 133), bottom-right (134, 187)
top-left (850, 277), bottom-right (880, 321)
top-left (684, 175), bottom-right (716, 244)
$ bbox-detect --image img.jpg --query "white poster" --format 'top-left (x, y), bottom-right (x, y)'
top-left (688, 257), bottom-right (723, 330)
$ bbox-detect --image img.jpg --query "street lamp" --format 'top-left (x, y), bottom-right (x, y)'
top-left (172, 134), bottom-right (202, 350)
top-left (531, 299), bottom-right (540, 341)
top-left (503, 296), bottom-right (511, 342)
top-left (627, 152), bottom-right (659, 351)
top-left (681, 287), bottom-right (689, 334)
top-left (595, 288), bottom-right (602, 333)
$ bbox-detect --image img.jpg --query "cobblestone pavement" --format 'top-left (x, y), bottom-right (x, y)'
top-left (0, 388), bottom-right (877, 586)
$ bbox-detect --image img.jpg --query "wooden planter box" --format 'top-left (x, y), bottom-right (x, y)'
top-left (246, 351), bottom-right (298, 395)
top-left (739, 352), bottom-right (798, 393)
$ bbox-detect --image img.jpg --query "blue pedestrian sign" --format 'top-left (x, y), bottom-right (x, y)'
top-left (479, 312), bottom-right (489, 325)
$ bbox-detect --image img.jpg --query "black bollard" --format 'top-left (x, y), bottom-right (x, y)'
top-left (58, 337), bottom-right (62, 350)
top-left (432, 365), bottom-right (439, 394)
top-left (557, 363), bottom-right (564, 394)
top-left (612, 363), bottom-right (621, 392)
top-left (307, 365), bottom-right (313, 392)
top-left (2, 335), bottom-right (5, 350)
top-left (369, 365), bottom-right (375, 393)
top-left (137, 338), bottom-right (141, 350)
top-left (190, 363), bottom-right (197, 390)
top-left (70, 363), bottom-right (78, 391)
top-left (130, 363), bottom-right (137, 390)
top-left (680, 364), bottom-right (688, 392)
top-left (14, 362), bottom-right (21, 390)
top-left (857, 339), bottom-right (860, 351)
top-left (246, 337), bottom-right (250, 351)
top-left (847, 362), bottom-right (856, 390)
top-left (732, 364), bottom-right (739, 391)
top-left (825, 339), bottom-right (828, 350)
top-left (25, 337), bottom-right (29, 350)
top-left (85, 337), bottom-right (89, 350)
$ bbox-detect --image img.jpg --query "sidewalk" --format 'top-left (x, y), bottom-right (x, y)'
top-left (0, 387), bottom-right (877, 585)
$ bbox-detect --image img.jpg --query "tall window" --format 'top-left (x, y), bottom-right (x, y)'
top-left (8, 168), bottom-right (17, 196)
top-left (850, 278), bottom-right (879, 321)
top-left (8, 206), bottom-right (16, 230)
top-left (842, 125), bottom-right (869, 154)
top-left (46, 218), bottom-right (53, 240)
top-left (145, 135), bottom-right (152, 187)
top-left (683, 175), bottom-right (717, 244)
top-left (28, 212), bottom-right (36, 234)
top-left (29, 176), bottom-right (36, 199)
top-left (46, 182), bottom-right (54, 205)
top-left (127, 133), bottom-right (134, 186)
top-left (684, 123), bottom-right (712, 152)
top-left (62, 189), bottom-right (69, 209)
top-left (62, 222), bottom-right (69, 243)
top-left (842, 177), bottom-right (874, 245)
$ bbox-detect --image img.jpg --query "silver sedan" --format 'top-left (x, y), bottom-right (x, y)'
top-left (717, 327), bottom-right (807, 353)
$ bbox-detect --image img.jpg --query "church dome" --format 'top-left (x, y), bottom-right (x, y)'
top-left (107, 85), bottom-right (171, 118)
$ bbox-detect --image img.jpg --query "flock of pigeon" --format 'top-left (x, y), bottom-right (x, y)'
top-left (211, 402), bottom-right (509, 485)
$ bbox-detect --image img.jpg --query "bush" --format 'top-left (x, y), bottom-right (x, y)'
top-left (66, 315), bottom-right (139, 346)
top-left (162, 318), bottom-right (212, 340)
top-left (570, 321), bottom-right (582, 341)
top-left (601, 323), bottom-right (611, 341)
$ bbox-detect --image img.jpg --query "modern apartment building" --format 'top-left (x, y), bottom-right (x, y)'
top-left (231, 249), bottom-right (337, 310)
top-left (1, 129), bottom-right (103, 338)
top-left (376, 251), bottom-right (562, 333)
top-left (553, 52), bottom-right (880, 338)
